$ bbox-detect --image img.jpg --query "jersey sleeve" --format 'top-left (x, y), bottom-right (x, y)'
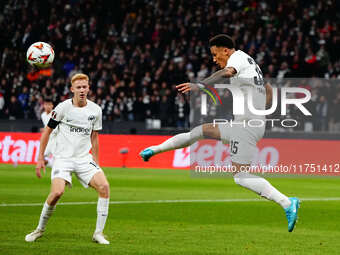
top-left (225, 52), bottom-right (245, 74)
top-left (93, 107), bottom-right (102, 131)
top-left (47, 102), bottom-right (65, 129)
top-left (41, 113), bottom-right (48, 126)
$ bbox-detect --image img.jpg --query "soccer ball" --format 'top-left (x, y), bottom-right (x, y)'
top-left (26, 42), bottom-right (55, 69)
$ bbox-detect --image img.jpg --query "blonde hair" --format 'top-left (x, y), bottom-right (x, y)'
top-left (71, 73), bottom-right (89, 85)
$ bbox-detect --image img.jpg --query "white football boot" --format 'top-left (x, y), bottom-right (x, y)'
top-left (92, 232), bottom-right (110, 245)
top-left (25, 229), bottom-right (44, 242)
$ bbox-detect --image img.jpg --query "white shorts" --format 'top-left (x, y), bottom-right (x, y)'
top-left (51, 155), bottom-right (102, 188)
top-left (218, 122), bottom-right (265, 164)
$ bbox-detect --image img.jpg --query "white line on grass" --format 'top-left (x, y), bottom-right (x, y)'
top-left (1, 197), bottom-right (340, 207)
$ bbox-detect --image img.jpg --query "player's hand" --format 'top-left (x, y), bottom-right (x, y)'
top-left (35, 159), bottom-right (46, 178)
top-left (176, 83), bottom-right (193, 93)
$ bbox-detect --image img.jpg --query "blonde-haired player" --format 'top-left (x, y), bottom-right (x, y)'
top-left (25, 73), bottom-right (110, 244)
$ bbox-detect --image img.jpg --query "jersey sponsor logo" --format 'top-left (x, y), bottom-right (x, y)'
top-left (69, 126), bottom-right (91, 135)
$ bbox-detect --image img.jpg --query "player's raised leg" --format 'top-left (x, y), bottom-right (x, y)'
top-left (89, 171), bottom-right (110, 245)
top-left (140, 123), bottom-right (220, 161)
top-left (232, 162), bottom-right (300, 232)
top-left (25, 178), bottom-right (66, 242)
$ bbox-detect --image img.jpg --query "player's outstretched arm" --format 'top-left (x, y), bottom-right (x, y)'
top-left (36, 127), bottom-right (53, 178)
top-left (176, 67), bottom-right (236, 94)
top-left (176, 83), bottom-right (199, 93)
top-left (91, 131), bottom-right (100, 165)
top-left (200, 67), bottom-right (236, 85)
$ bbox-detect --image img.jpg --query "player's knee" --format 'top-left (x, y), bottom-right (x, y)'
top-left (98, 182), bottom-right (110, 196)
top-left (202, 123), bottom-right (220, 139)
top-left (102, 182), bottom-right (110, 194)
top-left (51, 189), bottom-right (64, 200)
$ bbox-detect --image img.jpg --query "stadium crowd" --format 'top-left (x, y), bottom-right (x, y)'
top-left (0, 0), bottom-right (340, 131)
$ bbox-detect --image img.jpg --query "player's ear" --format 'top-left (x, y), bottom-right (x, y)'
top-left (70, 85), bottom-right (74, 93)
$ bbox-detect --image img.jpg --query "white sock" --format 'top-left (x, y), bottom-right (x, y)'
top-left (149, 125), bottom-right (203, 154)
top-left (37, 201), bottom-right (56, 231)
top-left (95, 197), bottom-right (109, 233)
top-left (234, 172), bottom-right (291, 209)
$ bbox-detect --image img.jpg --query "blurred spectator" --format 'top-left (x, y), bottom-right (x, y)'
top-left (159, 95), bottom-right (172, 126)
top-left (314, 95), bottom-right (329, 131)
top-left (330, 93), bottom-right (340, 132)
top-left (7, 95), bottom-right (24, 120)
top-left (149, 95), bottom-right (160, 119)
top-left (18, 86), bottom-right (29, 116)
top-left (175, 95), bottom-right (189, 128)
top-left (133, 96), bottom-right (146, 121)
top-left (276, 62), bottom-right (290, 83)
top-left (0, 93), bottom-right (5, 118)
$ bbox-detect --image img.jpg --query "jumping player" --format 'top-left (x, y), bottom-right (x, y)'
top-left (140, 34), bottom-right (300, 232)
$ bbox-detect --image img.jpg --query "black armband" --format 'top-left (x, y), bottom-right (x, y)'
top-left (47, 118), bottom-right (59, 129)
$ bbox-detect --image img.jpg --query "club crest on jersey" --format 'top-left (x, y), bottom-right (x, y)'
top-left (88, 115), bottom-right (96, 122)
top-left (51, 111), bottom-right (57, 120)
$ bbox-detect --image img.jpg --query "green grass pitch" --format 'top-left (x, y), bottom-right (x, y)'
top-left (1, 164), bottom-right (340, 254)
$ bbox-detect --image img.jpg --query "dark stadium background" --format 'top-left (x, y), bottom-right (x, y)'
top-left (0, 0), bottom-right (340, 134)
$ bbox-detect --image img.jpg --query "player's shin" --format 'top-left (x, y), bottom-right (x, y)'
top-left (234, 171), bottom-right (291, 209)
top-left (95, 197), bottom-right (109, 233)
top-left (148, 125), bottom-right (203, 154)
top-left (37, 201), bottom-right (56, 231)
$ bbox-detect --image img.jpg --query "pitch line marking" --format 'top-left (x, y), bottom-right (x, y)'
top-left (1, 197), bottom-right (340, 207)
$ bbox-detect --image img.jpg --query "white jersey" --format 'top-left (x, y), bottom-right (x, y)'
top-left (41, 111), bottom-right (50, 126)
top-left (225, 50), bottom-right (266, 121)
top-left (41, 111), bottom-right (58, 156)
top-left (50, 99), bottom-right (102, 159)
